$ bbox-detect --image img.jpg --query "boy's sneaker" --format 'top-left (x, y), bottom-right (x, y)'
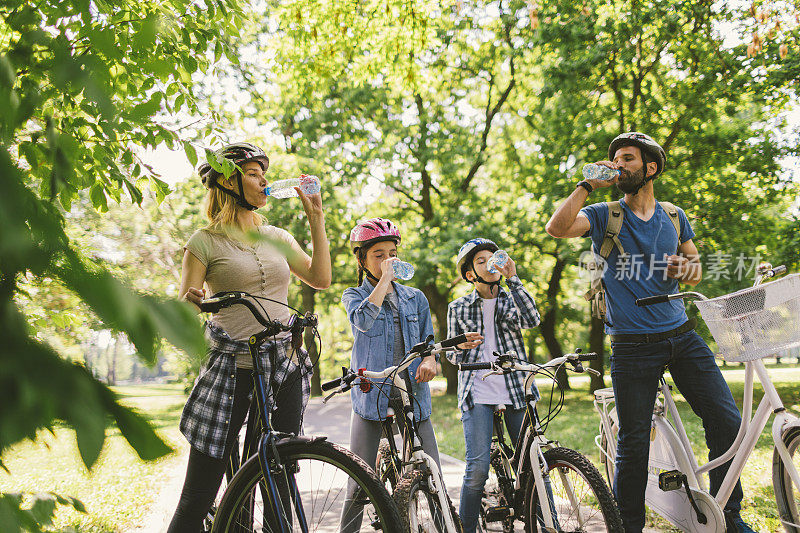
top-left (724, 510), bottom-right (757, 533)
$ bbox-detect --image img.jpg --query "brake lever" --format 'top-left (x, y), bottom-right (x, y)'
top-left (481, 367), bottom-right (503, 380)
top-left (322, 390), bottom-right (338, 404)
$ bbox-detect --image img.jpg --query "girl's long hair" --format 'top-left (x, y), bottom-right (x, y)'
top-left (205, 175), bottom-right (263, 236)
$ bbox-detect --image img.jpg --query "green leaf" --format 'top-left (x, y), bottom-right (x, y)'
top-left (89, 183), bottom-right (108, 212)
top-left (183, 141), bottom-right (197, 166)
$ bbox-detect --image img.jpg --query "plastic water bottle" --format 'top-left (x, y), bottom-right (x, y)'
top-left (392, 260), bottom-right (415, 281)
top-left (264, 175), bottom-right (321, 199)
top-left (582, 163), bottom-right (621, 181)
top-left (486, 250), bottom-right (509, 273)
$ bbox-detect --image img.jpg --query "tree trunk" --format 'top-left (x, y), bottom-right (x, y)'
top-left (589, 316), bottom-right (606, 391)
top-left (301, 283), bottom-right (322, 396)
top-left (422, 283), bottom-right (457, 395)
top-left (539, 257), bottom-right (569, 390)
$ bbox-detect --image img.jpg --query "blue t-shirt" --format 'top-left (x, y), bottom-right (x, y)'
top-left (580, 199), bottom-right (695, 335)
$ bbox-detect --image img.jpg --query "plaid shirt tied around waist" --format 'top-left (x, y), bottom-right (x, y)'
top-left (179, 322), bottom-right (313, 459)
top-left (447, 276), bottom-right (541, 412)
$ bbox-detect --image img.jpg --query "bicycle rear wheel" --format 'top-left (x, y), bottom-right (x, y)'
top-left (376, 440), bottom-right (400, 492)
top-left (523, 447), bottom-right (623, 532)
top-left (774, 426), bottom-right (800, 533)
top-left (394, 469), bottom-right (462, 533)
top-left (211, 437), bottom-right (402, 533)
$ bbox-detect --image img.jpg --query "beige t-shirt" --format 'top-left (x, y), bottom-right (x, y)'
top-left (185, 225), bottom-right (298, 341)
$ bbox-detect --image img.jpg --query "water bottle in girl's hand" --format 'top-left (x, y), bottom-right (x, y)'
top-left (264, 174), bottom-right (321, 199)
top-left (582, 163), bottom-right (621, 182)
top-left (392, 260), bottom-right (415, 281)
top-left (486, 250), bottom-right (509, 274)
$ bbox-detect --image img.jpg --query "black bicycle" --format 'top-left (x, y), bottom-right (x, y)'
top-left (195, 291), bottom-right (402, 533)
top-left (459, 350), bottom-right (624, 532)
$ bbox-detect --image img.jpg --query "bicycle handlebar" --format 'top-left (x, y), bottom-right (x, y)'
top-left (457, 351), bottom-right (598, 373)
top-left (320, 333), bottom-right (469, 400)
top-left (636, 264), bottom-right (789, 307)
top-left (199, 291), bottom-right (318, 334)
top-left (635, 294), bottom-right (672, 307)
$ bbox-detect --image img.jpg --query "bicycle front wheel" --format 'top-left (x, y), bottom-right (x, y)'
top-left (211, 437), bottom-right (402, 533)
top-left (523, 447), bottom-right (623, 532)
top-left (774, 426), bottom-right (800, 533)
top-left (394, 469), bottom-right (463, 533)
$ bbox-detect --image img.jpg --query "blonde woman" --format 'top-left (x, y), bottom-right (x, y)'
top-left (168, 142), bottom-right (331, 532)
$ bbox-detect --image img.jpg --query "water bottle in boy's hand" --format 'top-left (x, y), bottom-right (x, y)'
top-left (392, 259), bottom-right (415, 281)
top-left (486, 250), bottom-right (509, 274)
top-left (582, 163), bottom-right (621, 182)
top-left (264, 174), bottom-right (321, 199)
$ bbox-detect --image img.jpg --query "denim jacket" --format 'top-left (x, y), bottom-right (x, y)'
top-left (341, 279), bottom-right (436, 421)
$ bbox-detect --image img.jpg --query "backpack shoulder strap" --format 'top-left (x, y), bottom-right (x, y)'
top-left (598, 201), bottom-right (626, 259)
top-left (658, 201), bottom-right (682, 247)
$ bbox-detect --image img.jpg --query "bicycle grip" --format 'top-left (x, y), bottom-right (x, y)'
top-left (635, 294), bottom-right (670, 307)
top-left (772, 265), bottom-right (787, 276)
top-left (578, 352), bottom-right (599, 361)
top-left (459, 362), bottom-right (492, 371)
top-left (321, 377), bottom-right (342, 392)
top-left (440, 334), bottom-right (468, 349)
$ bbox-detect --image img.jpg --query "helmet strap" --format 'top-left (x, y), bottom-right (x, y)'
top-left (212, 173), bottom-right (258, 211)
top-left (365, 269), bottom-right (381, 284)
top-left (627, 153), bottom-right (654, 196)
top-left (468, 271), bottom-right (502, 295)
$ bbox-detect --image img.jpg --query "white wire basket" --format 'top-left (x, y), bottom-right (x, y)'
top-left (694, 274), bottom-right (800, 362)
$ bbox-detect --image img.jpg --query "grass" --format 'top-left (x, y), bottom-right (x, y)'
top-left (431, 365), bottom-right (800, 532)
top-left (0, 383), bottom-right (188, 532)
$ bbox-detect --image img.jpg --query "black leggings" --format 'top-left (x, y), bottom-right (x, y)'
top-left (167, 367), bottom-right (305, 533)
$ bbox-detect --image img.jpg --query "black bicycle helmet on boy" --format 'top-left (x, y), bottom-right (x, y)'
top-left (608, 132), bottom-right (666, 194)
top-left (198, 142), bottom-right (270, 211)
top-left (456, 238), bottom-right (500, 286)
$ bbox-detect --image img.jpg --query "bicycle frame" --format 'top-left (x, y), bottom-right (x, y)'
top-left (363, 353), bottom-right (460, 532)
top-left (498, 356), bottom-right (593, 530)
top-left (594, 265), bottom-right (800, 531)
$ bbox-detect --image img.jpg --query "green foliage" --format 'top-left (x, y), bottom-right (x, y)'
top-left (1, 0), bottom-right (247, 528)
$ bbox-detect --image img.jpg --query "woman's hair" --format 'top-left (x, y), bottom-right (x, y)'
top-left (205, 174), bottom-right (263, 234)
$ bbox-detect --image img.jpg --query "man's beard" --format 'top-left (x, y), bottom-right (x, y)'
top-left (616, 164), bottom-right (647, 194)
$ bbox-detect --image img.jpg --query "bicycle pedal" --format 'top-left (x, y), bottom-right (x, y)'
top-left (484, 505), bottom-right (512, 522)
top-left (658, 470), bottom-right (684, 491)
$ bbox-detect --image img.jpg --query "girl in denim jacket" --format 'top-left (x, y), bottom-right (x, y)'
top-left (339, 218), bottom-right (440, 531)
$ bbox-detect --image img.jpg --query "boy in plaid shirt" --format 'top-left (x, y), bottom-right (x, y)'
top-left (446, 238), bottom-right (541, 533)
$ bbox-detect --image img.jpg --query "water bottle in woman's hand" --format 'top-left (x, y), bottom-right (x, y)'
top-left (582, 163), bottom-right (620, 182)
top-left (264, 175), bottom-right (321, 199)
top-left (486, 250), bottom-right (509, 274)
top-left (392, 260), bottom-right (415, 281)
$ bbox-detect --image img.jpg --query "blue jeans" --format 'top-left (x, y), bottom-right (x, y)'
top-left (611, 329), bottom-right (744, 533)
top-left (459, 404), bottom-right (525, 533)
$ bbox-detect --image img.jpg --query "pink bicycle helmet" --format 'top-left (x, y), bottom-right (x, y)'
top-left (349, 218), bottom-right (401, 253)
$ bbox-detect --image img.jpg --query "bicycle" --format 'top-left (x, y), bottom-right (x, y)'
top-left (459, 350), bottom-right (624, 532)
top-left (322, 333), bottom-right (468, 532)
top-left (594, 263), bottom-right (800, 532)
top-left (194, 291), bottom-right (403, 533)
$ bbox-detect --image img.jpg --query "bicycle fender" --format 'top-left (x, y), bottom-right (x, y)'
top-left (275, 434), bottom-right (328, 446)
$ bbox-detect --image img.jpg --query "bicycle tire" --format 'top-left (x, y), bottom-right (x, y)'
top-left (773, 426), bottom-right (800, 533)
top-left (394, 469), bottom-right (463, 533)
top-left (376, 440), bottom-right (400, 491)
top-left (523, 447), bottom-right (623, 532)
top-left (211, 437), bottom-right (403, 533)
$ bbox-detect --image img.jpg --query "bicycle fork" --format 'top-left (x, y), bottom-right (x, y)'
top-left (528, 442), bottom-right (562, 532)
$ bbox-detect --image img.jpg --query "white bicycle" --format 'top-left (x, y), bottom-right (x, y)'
top-left (594, 263), bottom-right (800, 532)
top-left (323, 334), bottom-right (467, 533)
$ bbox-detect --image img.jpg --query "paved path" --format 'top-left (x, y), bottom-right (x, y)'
top-left (132, 391), bottom-right (651, 532)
